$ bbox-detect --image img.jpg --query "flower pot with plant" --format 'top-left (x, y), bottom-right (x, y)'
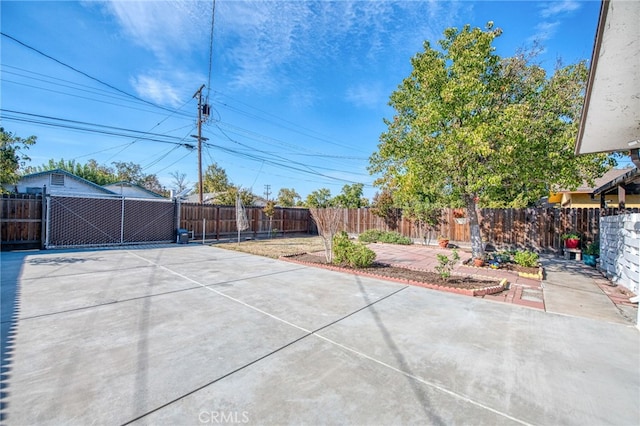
top-left (562, 232), bottom-right (581, 249)
top-left (453, 209), bottom-right (467, 224)
top-left (583, 241), bottom-right (599, 267)
top-left (437, 236), bottom-right (449, 249)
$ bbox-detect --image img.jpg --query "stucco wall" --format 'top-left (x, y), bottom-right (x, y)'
top-left (600, 213), bottom-right (640, 295)
top-left (567, 193), bottom-right (640, 208)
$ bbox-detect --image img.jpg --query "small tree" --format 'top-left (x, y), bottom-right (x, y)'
top-left (309, 207), bottom-right (342, 263)
top-left (276, 188), bottom-right (301, 207)
top-left (370, 189), bottom-right (401, 230)
top-left (1, 128), bottom-right (36, 192)
top-left (263, 200), bottom-right (276, 238)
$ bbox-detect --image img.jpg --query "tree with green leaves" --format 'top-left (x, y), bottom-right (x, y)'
top-left (26, 159), bottom-right (117, 186)
top-left (1, 128), bottom-right (36, 192)
top-left (333, 183), bottom-right (368, 208)
top-left (201, 162), bottom-right (231, 194)
top-left (216, 186), bottom-right (255, 206)
top-left (369, 23), bottom-right (614, 258)
top-left (305, 188), bottom-right (333, 208)
top-left (276, 187), bottom-right (301, 207)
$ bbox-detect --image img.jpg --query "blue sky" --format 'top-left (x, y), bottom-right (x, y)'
top-left (1, 0), bottom-right (607, 200)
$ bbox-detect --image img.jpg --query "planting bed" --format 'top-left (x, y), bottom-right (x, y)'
top-left (283, 253), bottom-right (507, 297)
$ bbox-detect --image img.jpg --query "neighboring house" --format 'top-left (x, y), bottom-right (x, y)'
top-left (549, 167), bottom-right (640, 208)
top-left (4, 169), bottom-right (116, 196)
top-left (103, 182), bottom-right (166, 199)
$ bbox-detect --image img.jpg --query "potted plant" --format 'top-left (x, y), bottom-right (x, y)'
top-left (437, 235), bottom-right (449, 249)
top-left (453, 209), bottom-right (467, 224)
top-left (583, 241), bottom-right (599, 267)
top-left (473, 256), bottom-right (485, 267)
top-left (562, 232), bottom-right (581, 249)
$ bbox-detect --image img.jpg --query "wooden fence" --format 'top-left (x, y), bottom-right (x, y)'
top-left (333, 207), bottom-right (638, 253)
top-left (178, 203), bottom-right (312, 240)
top-left (1, 194), bottom-right (44, 250)
top-left (3, 194), bottom-right (636, 252)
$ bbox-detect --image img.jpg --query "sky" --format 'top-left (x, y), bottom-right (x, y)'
top-left (1, 0), bottom-right (612, 201)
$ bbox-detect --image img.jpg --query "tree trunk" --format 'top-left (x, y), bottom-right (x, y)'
top-left (465, 194), bottom-right (484, 259)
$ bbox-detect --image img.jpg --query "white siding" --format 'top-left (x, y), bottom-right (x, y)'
top-left (9, 174), bottom-right (110, 196)
top-left (600, 213), bottom-right (640, 295)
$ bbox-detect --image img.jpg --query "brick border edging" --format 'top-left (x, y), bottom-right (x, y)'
top-left (280, 254), bottom-right (508, 297)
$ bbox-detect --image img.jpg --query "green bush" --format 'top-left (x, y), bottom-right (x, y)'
top-left (358, 229), bottom-right (412, 245)
top-left (358, 229), bottom-right (384, 243)
top-left (513, 250), bottom-right (539, 268)
top-left (333, 231), bottom-right (376, 268)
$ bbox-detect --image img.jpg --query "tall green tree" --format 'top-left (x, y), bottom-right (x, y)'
top-left (333, 183), bottom-right (368, 208)
top-left (201, 162), bottom-right (231, 194)
top-left (1, 128), bottom-right (36, 192)
top-left (369, 23), bottom-right (614, 258)
top-left (305, 188), bottom-right (333, 208)
top-left (276, 187), bottom-right (301, 207)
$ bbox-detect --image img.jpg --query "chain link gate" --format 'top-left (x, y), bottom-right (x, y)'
top-left (45, 194), bottom-right (177, 248)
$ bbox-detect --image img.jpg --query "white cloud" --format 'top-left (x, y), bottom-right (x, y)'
top-left (101, 0), bottom-right (209, 60)
top-left (130, 69), bottom-right (205, 107)
top-left (529, 21), bottom-right (560, 43)
top-left (539, 0), bottom-right (581, 18)
top-left (345, 82), bottom-right (385, 109)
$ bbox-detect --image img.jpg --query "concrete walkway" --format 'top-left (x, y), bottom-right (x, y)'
top-left (1, 244), bottom-right (638, 425)
top-left (367, 243), bottom-right (638, 325)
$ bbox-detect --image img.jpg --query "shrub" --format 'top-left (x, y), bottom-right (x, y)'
top-left (358, 229), bottom-right (412, 245)
top-left (513, 250), bottom-right (539, 268)
top-left (333, 231), bottom-right (376, 268)
top-left (358, 229), bottom-right (384, 243)
top-left (435, 249), bottom-right (460, 280)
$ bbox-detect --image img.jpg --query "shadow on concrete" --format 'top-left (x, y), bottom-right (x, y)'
top-left (354, 276), bottom-right (445, 425)
top-left (540, 255), bottom-right (606, 281)
top-left (0, 252), bottom-right (28, 423)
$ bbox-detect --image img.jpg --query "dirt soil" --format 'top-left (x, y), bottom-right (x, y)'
top-left (288, 253), bottom-right (499, 290)
top-left (217, 235), bottom-right (503, 290)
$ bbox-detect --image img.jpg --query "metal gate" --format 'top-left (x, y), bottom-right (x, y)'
top-left (45, 194), bottom-right (176, 248)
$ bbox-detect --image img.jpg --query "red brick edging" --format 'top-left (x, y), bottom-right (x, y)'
top-left (280, 255), bottom-right (508, 297)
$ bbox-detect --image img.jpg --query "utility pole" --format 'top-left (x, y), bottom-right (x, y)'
top-left (191, 84), bottom-right (208, 204)
top-left (264, 184), bottom-right (271, 202)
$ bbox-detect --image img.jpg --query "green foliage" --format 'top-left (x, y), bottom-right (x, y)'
top-left (333, 231), bottom-right (376, 268)
top-left (584, 241), bottom-right (599, 256)
top-left (305, 188), bottom-right (333, 208)
top-left (435, 249), bottom-right (460, 281)
top-left (370, 189), bottom-right (401, 230)
top-left (263, 200), bottom-right (276, 217)
top-left (276, 188), bottom-right (301, 207)
top-left (358, 229), bottom-right (412, 245)
top-left (217, 186), bottom-right (255, 206)
top-left (202, 162), bottom-right (231, 194)
top-left (1, 128), bottom-right (37, 191)
top-left (26, 158), bottom-right (118, 186)
top-left (513, 251), bottom-right (539, 268)
top-left (369, 23), bottom-right (616, 257)
top-left (561, 232), bottom-right (580, 240)
top-left (333, 183), bottom-right (368, 208)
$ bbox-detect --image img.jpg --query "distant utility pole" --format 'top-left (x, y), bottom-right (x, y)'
top-left (191, 84), bottom-right (209, 204)
top-left (264, 184), bottom-right (271, 202)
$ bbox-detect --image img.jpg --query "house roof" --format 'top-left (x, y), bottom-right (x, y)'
top-left (103, 181), bottom-right (165, 198)
top-left (575, 0), bottom-right (640, 155)
top-left (593, 167), bottom-right (640, 196)
top-left (572, 168), bottom-right (634, 193)
top-left (20, 169), bottom-right (116, 194)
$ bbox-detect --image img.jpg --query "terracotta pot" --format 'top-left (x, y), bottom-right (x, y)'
top-left (565, 238), bottom-right (580, 249)
top-left (438, 239), bottom-right (449, 248)
top-left (473, 258), bottom-right (485, 267)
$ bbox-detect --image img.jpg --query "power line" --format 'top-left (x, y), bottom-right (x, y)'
top-left (1, 32), bottom-right (182, 116)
